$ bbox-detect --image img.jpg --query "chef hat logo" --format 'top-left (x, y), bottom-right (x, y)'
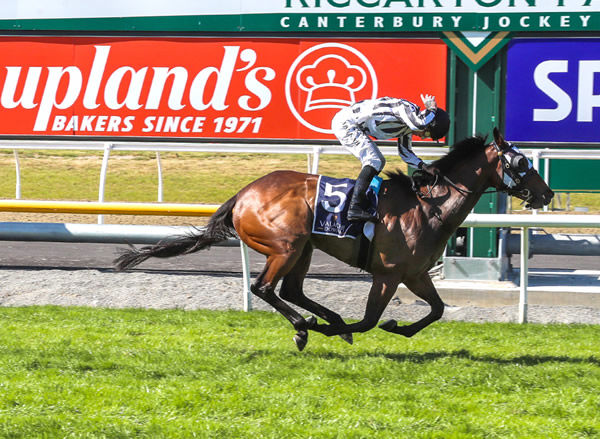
top-left (285, 43), bottom-right (378, 134)
top-left (296, 54), bottom-right (368, 111)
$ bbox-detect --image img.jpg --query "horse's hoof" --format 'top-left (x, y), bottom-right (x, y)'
top-left (379, 319), bottom-right (397, 332)
top-left (339, 333), bottom-right (353, 345)
top-left (293, 331), bottom-right (308, 352)
top-left (395, 326), bottom-right (415, 338)
top-left (305, 315), bottom-right (318, 329)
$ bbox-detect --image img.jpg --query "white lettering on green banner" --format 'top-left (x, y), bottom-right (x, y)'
top-left (0, 1), bottom-right (597, 32)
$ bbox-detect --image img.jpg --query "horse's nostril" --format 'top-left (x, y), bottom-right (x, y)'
top-left (543, 191), bottom-right (554, 205)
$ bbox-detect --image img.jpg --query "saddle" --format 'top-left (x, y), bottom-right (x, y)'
top-left (312, 175), bottom-right (382, 271)
top-left (312, 175), bottom-right (380, 240)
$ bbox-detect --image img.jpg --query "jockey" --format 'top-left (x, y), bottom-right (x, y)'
top-left (332, 94), bottom-right (450, 222)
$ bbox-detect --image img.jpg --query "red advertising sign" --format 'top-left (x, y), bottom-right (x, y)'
top-left (0, 37), bottom-right (447, 140)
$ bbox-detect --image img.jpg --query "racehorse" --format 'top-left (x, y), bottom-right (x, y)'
top-left (115, 128), bottom-right (553, 351)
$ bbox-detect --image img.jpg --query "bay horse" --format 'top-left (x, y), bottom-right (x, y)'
top-left (115, 128), bottom-right (553, 351)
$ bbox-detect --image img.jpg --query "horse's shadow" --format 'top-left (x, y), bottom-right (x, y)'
top-left (305, 348), bottom-right (600, 366)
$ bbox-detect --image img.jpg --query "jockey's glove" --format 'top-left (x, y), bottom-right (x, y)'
top-left (420, 94), bottom-right (437, 110)
top-left (418, 162), bottom-right (440, 176)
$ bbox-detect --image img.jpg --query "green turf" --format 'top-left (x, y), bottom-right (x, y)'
top-left (0, 306), bottom-right (598, 438)
top-left (0, 151), bottom-right (363, 203)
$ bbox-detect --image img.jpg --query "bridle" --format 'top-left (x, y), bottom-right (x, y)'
top-left (490, 140), bottom-right (538, 205)
top-left (413, 140), bottom-right (537, 205)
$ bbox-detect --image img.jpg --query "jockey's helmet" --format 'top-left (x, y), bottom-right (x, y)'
top-left (426, 108), bottom-right (450, 140)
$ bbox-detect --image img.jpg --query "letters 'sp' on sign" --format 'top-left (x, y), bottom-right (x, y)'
top-left (505, 38), bottom-right (600, 143)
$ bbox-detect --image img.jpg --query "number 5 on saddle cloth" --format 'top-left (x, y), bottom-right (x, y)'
top-left (312, 175), bottom-right (382, 270)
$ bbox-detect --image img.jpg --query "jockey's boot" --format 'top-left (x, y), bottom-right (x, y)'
top-left (347, 165), bottom-right (379, 222)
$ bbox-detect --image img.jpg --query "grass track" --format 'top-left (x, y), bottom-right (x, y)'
top-left (0, 307), bottom-right (598, 438)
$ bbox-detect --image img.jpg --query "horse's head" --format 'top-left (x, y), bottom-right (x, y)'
top-left (490, 128), bottom-right (554, 209)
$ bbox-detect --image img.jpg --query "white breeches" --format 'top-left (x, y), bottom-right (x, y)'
top-left (332, 109), bottom-right (386, 173)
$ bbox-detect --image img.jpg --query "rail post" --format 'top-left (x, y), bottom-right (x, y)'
top-left (13, 150), bottom-right (21, 199)
top-left (519, 227), bottom-right (529, 324)
top-left (532, 151), bottom-right (541, 215)
top-left (156, 152), bottom-right (163, 202)
top-left (240, 242), bottom-right (252, 311)
top-left (98, 143), bottom-right (113, 225)
top-left (311, 145), bottom-right (322, 174)
top-left (542, 149), bottom-right (550, 212)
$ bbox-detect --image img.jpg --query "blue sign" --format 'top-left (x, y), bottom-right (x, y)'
top-left (505, 38), bottom-right (600, 144)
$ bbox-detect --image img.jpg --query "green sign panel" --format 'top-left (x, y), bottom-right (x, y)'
top-left (547, 160), bottom-right (600, 191)
top-left (0, 1), bottom-right (598, 32)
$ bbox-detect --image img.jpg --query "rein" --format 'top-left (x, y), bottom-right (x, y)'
top-left (412, 170), bottom-right (472, 199)
top-left (442, 174), bottom-right (472, 196)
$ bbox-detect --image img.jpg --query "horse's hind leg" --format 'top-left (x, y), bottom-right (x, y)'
top-left (250, 250), bottom-right (315, 351)
top-left (278, 243), bottom-right (353, 345)
top-left (379, 273), bottom-right (444, 337)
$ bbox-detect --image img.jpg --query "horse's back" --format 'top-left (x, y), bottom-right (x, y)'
top-left (236, 170), bottom-right (318, 207)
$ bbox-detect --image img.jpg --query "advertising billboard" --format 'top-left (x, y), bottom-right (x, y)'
top-left (0, 37), bottom-right (447, 140)
top-left (505, 38), bottom-right (600, 144)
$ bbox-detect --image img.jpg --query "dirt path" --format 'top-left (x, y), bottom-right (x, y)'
top-left (1, 268), bottom-right (598, 325)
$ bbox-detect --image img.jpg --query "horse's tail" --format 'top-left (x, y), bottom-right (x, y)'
top-left (114, 194), bottom-right (238, 271)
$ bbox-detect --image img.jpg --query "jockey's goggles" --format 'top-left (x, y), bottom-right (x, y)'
top-left (499, 143), bottom-right (534, 189)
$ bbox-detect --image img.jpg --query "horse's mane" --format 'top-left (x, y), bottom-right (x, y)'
top-left (433, 135), bottom-right (488, 173)
top-left (385, 135), bottom-right (488, 186)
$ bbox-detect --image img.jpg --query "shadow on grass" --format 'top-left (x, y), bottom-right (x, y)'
top-left (306, 349), bottom-right (600, 366)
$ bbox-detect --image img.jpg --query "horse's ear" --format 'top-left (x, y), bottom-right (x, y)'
top-left (493, 127), bottom-right (504, 145)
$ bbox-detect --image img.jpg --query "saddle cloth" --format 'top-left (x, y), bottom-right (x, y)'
top-left (312, 175), bottom-right (380, 239)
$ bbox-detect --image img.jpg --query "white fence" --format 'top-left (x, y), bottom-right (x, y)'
top-left (3, 140), bottom-right (447, 223)
top-left (3, 139), bottom-right (599, 217)
top-left (463, 214), bottom-right (600, 323)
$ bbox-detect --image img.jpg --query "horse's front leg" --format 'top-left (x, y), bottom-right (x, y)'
top-left (378, 272), bottom-right (444, 337)
top-left (314, 273), bottom-right (400, 337)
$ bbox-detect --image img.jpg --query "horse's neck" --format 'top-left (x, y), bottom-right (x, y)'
top-left (433, 159), bottom-right (495, 233)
